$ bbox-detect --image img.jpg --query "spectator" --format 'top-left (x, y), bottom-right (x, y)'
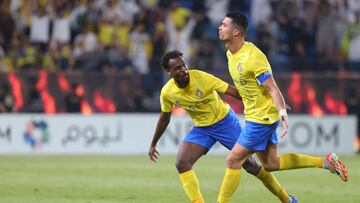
top-left (193, 38), bottom-right (216, 70)
top-left (101, 0), bottom-right (120, 23)
top-left (315, 2), bottom-right (345, 70)
top-left (24, 78), bottom-right (43, 113)
top-left (0, 84), bottom-right (14, 112)
top-left (50, 41), bottom-right (71, 70)
top-left (129, 23), bottom-right (151, 75)
top-left (65, 83), bottom-right (82, 113)
top-left (0, 2), bottom-right (15, 52)
top-left (69, 0), bottom-right (87, 37)
top-left (73, 25), bottom-right (98, 58)
top-left (30, 7), bottom-right (50, 52)
top-left (117, 0), bottom-right (140, 23)
top-left (149, 17), bottom-right (166, 90)
top-left (15, 35), bottom-right (37, 70)
top-left (345, 86), bottom-right (360, 152)
top-left (205, 0), bottom-right (229, 28)
top-left (106, 34), bottom-right (130, 71)
top-left (255, 22), bottom-right (273, 57)
top-left (129, 73), bottom-right (146, 111)
top-left (113, 20), bottom-right (131, 50)
top-left (97, 18), bottom-right (115, 48)
top-left (116, 80), bottom-right (135, 112)
top-left (342, 11), bottom-right (360, 70)
top-left (251, 0), bottom-right (272, 27)
top-left (51, 8), bottom-right (71, 47)
top-left (165, 11), bottom-right (196, 63)
top-left (83, 1), bottom-right (101, 25)
top-left (168, 1), bottom-right (191, 29)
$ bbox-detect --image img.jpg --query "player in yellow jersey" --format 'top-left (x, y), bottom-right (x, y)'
top-left (148, 50), bottom-right (296, 203)
top-left (216, 12), bottom-right (348, 203)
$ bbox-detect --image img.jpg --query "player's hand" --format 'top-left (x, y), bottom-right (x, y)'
top-left (148, 146), bottom-right (160, 162)
top-left (280, 115), bottom-right (288, 139)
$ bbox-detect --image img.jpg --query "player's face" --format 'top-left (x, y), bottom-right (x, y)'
top-left (166, 56), bottom-right (189, 86)
top-left (218, 17), bottom-right (235, 41)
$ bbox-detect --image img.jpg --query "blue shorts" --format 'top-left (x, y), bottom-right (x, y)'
top-left (183, 109), bottom-right (241, 151)
top-left (237, 120), bottom-right (280, 151)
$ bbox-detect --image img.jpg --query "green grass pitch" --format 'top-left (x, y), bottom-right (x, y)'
top-left (0, 155), bottom-right (359, 203)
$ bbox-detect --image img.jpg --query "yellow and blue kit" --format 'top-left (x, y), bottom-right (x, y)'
top-left (160, 70), bottom-right (241, 150)
top-left (227, 42), bottom-right (281, 150)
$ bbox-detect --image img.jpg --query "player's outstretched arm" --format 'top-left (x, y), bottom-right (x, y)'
top-left (225, 85), bottom-right (242, 100)
top-left (262, 77), bottom-right (288, 138)
top-left (148, 111), bottom-right (172, 162)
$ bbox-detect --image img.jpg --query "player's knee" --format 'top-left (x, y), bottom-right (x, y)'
top-left (175, 159), bottom-right (192, 173)
top-left (226, 158), bottom-right (235, 168)
top-left (226, 152), bottom-right (241, 168)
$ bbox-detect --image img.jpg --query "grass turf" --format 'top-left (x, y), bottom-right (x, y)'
top-left (0, 155), bottom-right (358, 203)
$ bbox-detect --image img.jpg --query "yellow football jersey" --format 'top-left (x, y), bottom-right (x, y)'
top-left (160, 70), bottom-right (230, 127)
top-left (227, 42), bottom-right (280, 124)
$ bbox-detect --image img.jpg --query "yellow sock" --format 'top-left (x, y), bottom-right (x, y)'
top-left (179, 170), bottom-right (205, 203)
top-left (217, 168), bottom-right (241, 203)
top-left (279, 153), bottom-right (323, 170)
top-left (257, 167), bottom-right (290, 202)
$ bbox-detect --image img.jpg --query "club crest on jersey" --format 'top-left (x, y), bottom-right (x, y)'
top-left (238, 62), bottom-right (243, 72)
top-left (196, 89), bottom-right (203, 98)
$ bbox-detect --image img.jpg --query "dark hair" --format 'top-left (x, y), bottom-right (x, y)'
top-left (161, 50), bottom-right (184, 69)
top-left (226, 12), bottom-right (248, 36)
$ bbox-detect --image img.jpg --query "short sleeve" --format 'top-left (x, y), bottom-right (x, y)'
top-left (253, 52), bottom-right (272, 78)
top-left (200, 71), bottom-right (229, 93)
top-left (160, 88), bottom-right (174, 112)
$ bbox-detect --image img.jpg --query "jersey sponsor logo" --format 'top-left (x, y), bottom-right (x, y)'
top-left (196, 89), bottom-right (203, 98)
top-left (187, 98), bottom-right (210, 112)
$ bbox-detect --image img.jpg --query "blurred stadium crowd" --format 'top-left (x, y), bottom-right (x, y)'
top-left (0, 0), bottom-right (359, 117)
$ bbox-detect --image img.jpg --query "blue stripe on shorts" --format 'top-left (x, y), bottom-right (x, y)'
top-left (183, 109), bottom-right (241, 152)
top-left (237, 120), bottom-right (280, 151)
